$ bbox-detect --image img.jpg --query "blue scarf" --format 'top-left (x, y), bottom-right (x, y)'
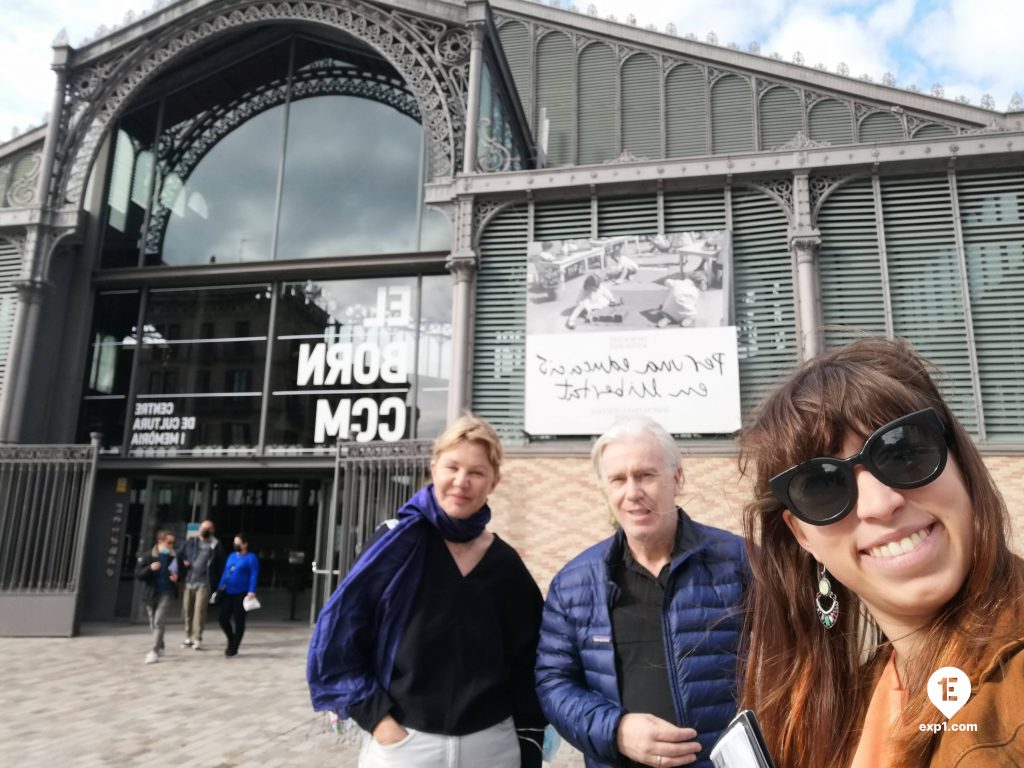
top-left (306, 484), bottom-right (490, 716)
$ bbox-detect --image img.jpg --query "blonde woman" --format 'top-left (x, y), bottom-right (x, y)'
top-left (308, 415), bottom-right (546, 768)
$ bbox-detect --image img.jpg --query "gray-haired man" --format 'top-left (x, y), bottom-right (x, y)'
top-left (536, 416), bottom-right (748, 768)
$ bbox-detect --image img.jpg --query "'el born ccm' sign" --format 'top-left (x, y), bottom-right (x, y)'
top-left (297, 286), bottom-right (412, 443)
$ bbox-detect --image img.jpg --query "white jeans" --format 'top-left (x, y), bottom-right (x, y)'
top-left (359, 716), bottom-right (519, 768)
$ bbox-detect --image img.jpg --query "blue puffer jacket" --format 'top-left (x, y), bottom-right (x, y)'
top-left (536, 511), bottom-right (747, 768)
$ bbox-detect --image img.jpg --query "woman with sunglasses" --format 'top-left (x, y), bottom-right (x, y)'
top-left (739, 337), bottom-right (1024, 767)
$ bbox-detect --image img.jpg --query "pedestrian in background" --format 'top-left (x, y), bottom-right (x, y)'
top-left (217, 532), bottom-right (259, 657)
top-left (134, 529), bottom-right (178, 665)
top-left (176, 519), bottom-right (226, 651)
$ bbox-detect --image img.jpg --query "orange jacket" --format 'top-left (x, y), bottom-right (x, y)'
top-left (928, 612), bottom-right (1024, 766)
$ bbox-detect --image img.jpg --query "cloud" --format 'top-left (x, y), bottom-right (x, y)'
top-left (4, 0), bottom-right (1024, 142)
top-left (0, 0), bottom-right (141, 140)
top-left (910, 0), bottom-right (1024, 107)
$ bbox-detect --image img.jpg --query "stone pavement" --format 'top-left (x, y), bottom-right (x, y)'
top-left (0, 622), bottom-right (585, 768)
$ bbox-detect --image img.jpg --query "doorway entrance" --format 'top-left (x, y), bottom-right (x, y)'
top-left (118, 475), bottom-right (321, 622)
top-left (125, 476), bottom-right (210, 621)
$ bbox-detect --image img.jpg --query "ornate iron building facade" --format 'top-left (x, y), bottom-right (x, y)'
top-left (0, 0), bottom-right (1021, 624)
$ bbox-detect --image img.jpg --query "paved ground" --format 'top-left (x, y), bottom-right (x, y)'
top-left (0, 621), bottom-right (585, 768)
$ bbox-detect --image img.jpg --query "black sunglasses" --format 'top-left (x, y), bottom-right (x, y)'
top-left (769, 408), bottom-right (950, 526)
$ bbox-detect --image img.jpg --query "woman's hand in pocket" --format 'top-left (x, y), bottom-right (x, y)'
top-left (372, 714), bottom-right (408, 746)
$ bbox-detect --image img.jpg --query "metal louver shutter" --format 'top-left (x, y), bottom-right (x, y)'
top-left (663, 188), bottom-right (727, 232)
top-left (536, 32), bottom-right (575, 167)
top-left (731, 187), bottom-right (798, 415)
top-left (912, 123), bottom-right (954, 140)
top-left (759, 86), bottom-right (803, 150)
top-left (621, 53), bottom-right (661, 159)
top-left (818, 177), bottom-right (887, 347)
top-left (808, 99), bottom-right (854, 145)
top-left (577, 43), bottom-right (618, 165)
top-left (534, 199), bottom-right (592, 240)
top-left (859, 112), bottom-right (905, 143)
top-left (881, 174), bottom-right (978, 432)
top-left (711, 74), bottom-right (754, 154)
top-left (957, 170), bottom-right (1024, 441)
top-left (665, 64), bottom-right (707, 158)
top-left (472, 205), bottom-right (529, 439)
top-left (597, 195), bottom-right (658, 236)
top-left (497, 21), bottom-right (533, 130)
top-left (0, 238), bottom-right (22, 397)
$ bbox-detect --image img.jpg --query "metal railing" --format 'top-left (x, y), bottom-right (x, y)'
top-left (311, 440), bottom-right (433, 621)
top-left (0, 434), bottom-right (101, 636)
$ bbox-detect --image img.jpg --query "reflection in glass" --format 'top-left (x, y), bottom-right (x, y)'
top-left (155, 104), bottom-right (285, 266)
top-left (77, 291), bottom-right (141, 451)
top-left (101, 104), bottom-right (159, 268)
top-left (101, 33), bottom-right (449, 268)
top-left (276, 96), bottom-right (423, 259)
top-left (129, 286), bottom-right (271, 455)
top-left (265, 276), bottom-right (451, 451)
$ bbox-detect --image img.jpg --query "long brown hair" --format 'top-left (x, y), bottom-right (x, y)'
top-left (738, 337), bottom-right (1022, 767)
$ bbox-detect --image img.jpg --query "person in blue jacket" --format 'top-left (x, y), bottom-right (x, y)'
top-left (217, 532), bottom-right (259, 657)
top-left (536, 416), bottom-right (748, 768)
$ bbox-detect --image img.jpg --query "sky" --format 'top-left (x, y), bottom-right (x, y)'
top-left (2, 0), bottom-right (1023, 142)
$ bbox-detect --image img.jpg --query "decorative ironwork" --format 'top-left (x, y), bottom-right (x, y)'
top-left (58, 0), bottom-right (471, 211)
top-left (477, 117), bottom-right (513, 172)
top-left (749, 178), bottom-right (794, 223)
top-left (471, 199), bottom-right (510, 247)
top-left (604, 149), bottom-right (649, 164)
top-left (707, 67), bottom-right (725, 85)
top-left (804, 89), bottom-right (828, 108)
top-left (773, 132), bottom-right (832, 152)
top-left (964, 121), bottom-right (1006, 135)
top-left (0, 444), bottom-right (95, 461)
top-left (143, 64), bottom-right (420, 257)
top-left (5, 151), bottom-right (42, 207)
top-left (340, 439), bottom-right (434, 460)
top-left (806, 174), bottom-right (867, 225)
top-left (853, 103), bottom-right (878, 122)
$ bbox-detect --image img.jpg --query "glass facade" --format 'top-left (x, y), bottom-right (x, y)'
top-left (99, 32), bottom-right (451, 270)
top-left (79, 276), bottom-right (451, 455)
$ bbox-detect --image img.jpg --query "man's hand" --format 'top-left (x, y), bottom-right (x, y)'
top-left (616, 713), bottom-right (701, 767)
top-left (169, 573), bottom-right (178, 583)
top-left (150, 562), bottom-right (161, 571)
top-left (372, 713), bottom-right (409, 746)
top-left (183, 560), bottom-right (190, 568)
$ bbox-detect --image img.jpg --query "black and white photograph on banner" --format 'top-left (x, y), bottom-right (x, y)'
top-left (525, 231), bottom-right (731, 335)
top-left (523, 231), bottom-right (742, 437)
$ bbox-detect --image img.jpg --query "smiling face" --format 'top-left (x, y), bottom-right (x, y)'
top-left (599, 434), bottom-right (681, 547)
top-left (430, 440), bottom-right (500, 519)
top-left (784, 428), bottom-right (975, 637)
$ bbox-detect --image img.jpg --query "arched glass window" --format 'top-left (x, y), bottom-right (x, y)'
top-left (100, 32), bottom-right (450, 269)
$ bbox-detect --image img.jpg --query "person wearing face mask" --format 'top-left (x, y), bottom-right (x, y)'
top-left (175, 519), bottom-right (226, 651)
top-left (307, 415), bottom-right (547, 768)
top-left (739, 338), bottom-right (1024, 767)
top-left (216, 532), bottom-right (259, 657)
top-left (134, 529), bottom-right (179, 665)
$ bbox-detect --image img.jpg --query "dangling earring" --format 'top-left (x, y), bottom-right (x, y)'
top-left (815, 564), bottom-right (839, 629)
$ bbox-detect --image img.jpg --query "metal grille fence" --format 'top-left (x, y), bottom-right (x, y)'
top-left (311, 440), bottom-right (433, 619)
top-left (0, 438), bottom-right (100, 593)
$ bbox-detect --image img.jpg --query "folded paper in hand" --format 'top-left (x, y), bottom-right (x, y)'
top-left (242, 595), bottom-right (261, 612)
top-left (709, 710), bottom-right (775, 768)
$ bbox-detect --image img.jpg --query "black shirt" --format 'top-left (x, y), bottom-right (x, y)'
top-left (348, 527), bottom-right (546, 762)
top-left (610, 513), bottom-right (690, 767)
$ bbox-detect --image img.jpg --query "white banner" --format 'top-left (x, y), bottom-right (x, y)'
top-left (524, 326), bottom-right (741, 435)
top-left (524, 232), bottom-right (741, 435)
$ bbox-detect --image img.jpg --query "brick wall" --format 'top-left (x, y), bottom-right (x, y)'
top-left (488, 454), bottom-right (1024, 592)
